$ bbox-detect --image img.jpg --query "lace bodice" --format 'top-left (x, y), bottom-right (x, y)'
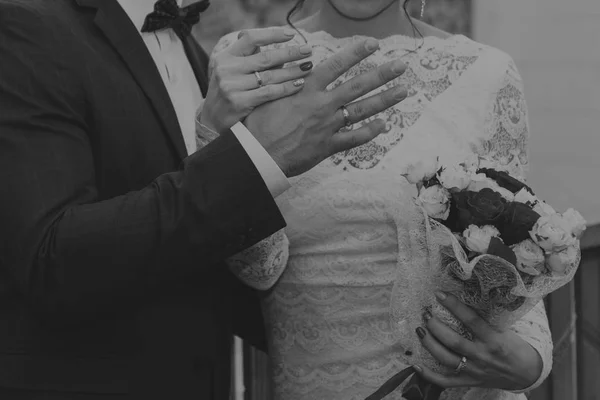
top-left (212, 30), bottom-right (551, 400)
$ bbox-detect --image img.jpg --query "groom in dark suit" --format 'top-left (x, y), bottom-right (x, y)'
top-left (0, 0), bottom-right (408, 398)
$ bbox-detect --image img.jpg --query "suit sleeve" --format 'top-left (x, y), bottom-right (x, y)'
top-left (0, 3), bottom-right (285, 319)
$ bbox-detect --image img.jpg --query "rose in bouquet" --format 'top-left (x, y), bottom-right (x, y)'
top-left (365, 157), bottom-right (586, 400)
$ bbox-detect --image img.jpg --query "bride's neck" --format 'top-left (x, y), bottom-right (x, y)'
top-left (303, 1), bottom-right (417, 39)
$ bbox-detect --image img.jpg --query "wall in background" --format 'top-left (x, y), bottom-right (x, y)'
top-left (473, 0), bottom-right (600, 225)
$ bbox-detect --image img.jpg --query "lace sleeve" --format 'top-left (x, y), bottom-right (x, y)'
top-left (479, 57), bottom-right (530, 181)
top-left (481, 58), bottom-right (553, 392)
top-left (508, 300), bottom-right (553, 393)
top-left (226, 229), bottom-right (290, 291)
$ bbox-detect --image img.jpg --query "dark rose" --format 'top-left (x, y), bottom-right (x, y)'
top-left (477, 168), bottom-right (534, 195)
top-left (450, 188), bottom-right (507, 231)
top-left (498, 202), bottom-right (541, 245)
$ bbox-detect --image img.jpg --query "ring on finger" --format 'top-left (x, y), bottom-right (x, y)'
top-left (254, 71), bottom-right (264, 87)
top-left (340, 105), bottom-right (352, 128)
top-left (454, 356), bottom-right (468, 375)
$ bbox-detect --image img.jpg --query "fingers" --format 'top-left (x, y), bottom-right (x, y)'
top-left (434, 292), bottom-right (493, 340)
top-left (412, 364), bottom-right (480, 389)
top-left (243, 45), bottom-right (313, 73)
top-left (330, 58), bottom-right (407, 106)
top-left (329, 119), bottom-right (386, 154)
top-left (311, 38), bottom-right (380, 89)
top-left (222, 63), bottom-right (313, 91)
top-left (337, 84), bottom-right (407, 128)
top-left (230, 27), bottom-right (298, 56)
top-left (425, 318), bottom-right (481, 360)
top-left (238, 79), bottom-right (306, 109)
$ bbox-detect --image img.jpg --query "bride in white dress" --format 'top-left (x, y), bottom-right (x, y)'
top-left (208, 1), bottom-right (553, 399)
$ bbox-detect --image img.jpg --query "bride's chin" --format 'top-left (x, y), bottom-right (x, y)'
top-left (326, 0), bottom-right (399, 19)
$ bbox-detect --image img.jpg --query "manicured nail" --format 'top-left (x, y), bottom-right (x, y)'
top-left (413, 365), bottom-right (423, 373)
top-left (365, 38), bottom-right (379, 52)
top-left (416, 327), bottom-right (426, 339)
top-left (394, 86), bottom-right (407, 100)
top-left (391, 60), bottom-right (406, 74)
top-left (284, 29), bottom-right (296, 37)
top-left (299, 45), bottom-right (312, 55)
top-left (435, 291), bottom-right (447, 301)
top-left (292, 78), bottom-right (305, 87)
top-left (300, 61), bottom-right (313, 71)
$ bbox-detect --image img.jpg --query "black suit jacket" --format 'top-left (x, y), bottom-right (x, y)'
top-left (0, 0), bottom-right (280, 398)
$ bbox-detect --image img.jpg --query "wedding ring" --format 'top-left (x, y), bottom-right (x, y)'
top-left (454, 356), bottom-right (468, 374)
top-left (254, 71), bottom-right (264, 87)
top-left (341, 105), bottom-right (352, 128)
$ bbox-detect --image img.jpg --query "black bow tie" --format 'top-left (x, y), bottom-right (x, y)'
top-left (141, 0), bottom-right (210, 38)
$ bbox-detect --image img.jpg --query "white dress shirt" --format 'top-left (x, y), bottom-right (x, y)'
top-left (116, 0), bottom-right (290, 197)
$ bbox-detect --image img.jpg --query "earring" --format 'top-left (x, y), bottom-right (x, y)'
top-left (420, 0), bottom-right (426, 19)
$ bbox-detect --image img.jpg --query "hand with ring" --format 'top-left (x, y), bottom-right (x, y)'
top-left (413, 291), bottom-right (543, 391)
top-left (200, 27), bottom-right (314, 133)
top-left (244, 38), bottom-right (409, 177)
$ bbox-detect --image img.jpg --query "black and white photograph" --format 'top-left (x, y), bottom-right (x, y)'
top-left (0, 0), bottom-right (598, 399)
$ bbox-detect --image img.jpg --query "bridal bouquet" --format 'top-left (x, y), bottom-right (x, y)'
top-left (367, 156), bottom-right (585, 400)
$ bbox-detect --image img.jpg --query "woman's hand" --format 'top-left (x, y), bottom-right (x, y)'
top-left (201, 28), bottom-right (314, 133)
top-left (413, 291), bottom-right (543, 392)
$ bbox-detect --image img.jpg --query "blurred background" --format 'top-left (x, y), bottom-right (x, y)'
top-left (193, 0), bottom-right (600, 398)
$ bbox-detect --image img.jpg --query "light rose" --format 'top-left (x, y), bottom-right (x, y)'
top-left (511, 239), bottom-right (545, 276)
top-left (467, 173), bottom-right (515, 201)
top-left (463, 224), bottom-right (500, 253)
top-left (530, 214), bottom-right (576, 253)
top-left (437, 165), bottom-right (472, 191)
top-left (402, 158), bottom-right (439, 184)
top-left (562, 208), bottom-right (587, 239)
top-left (417, 185), bottom-right (450, 220)
top-left (513, 188), bottom-right (538, 206)
top-left (545, 245), bottom-right (579, 276)
top-left (532, 201), bottom-right (556, 217)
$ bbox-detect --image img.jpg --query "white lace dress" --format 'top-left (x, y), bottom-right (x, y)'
top-left (210, 30), bottom-right (553, 400)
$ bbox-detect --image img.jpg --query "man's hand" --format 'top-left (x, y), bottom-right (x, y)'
top-left (244, 38), bottom-right (408, 177)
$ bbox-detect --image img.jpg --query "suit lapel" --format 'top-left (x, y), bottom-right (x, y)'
top-left (76, 0), bottom-right (188, 160)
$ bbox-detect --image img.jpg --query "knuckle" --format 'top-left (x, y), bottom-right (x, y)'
top-left (259, 86), bottom-right (275, 101)
top-left (213, 68), bottom-right (225, 84)
top-left (328, 57), bottom-right (347, 75)
top-left (377, 67), bottom-right (388, 83)
top-left (351, 104), bottom-right (364, 119)
top-left (486, 340), bottom-right (507, 357)
top-left (237, 30), bottom-right (248, 40)
top-left (261, 70), bottom-right (273, 84)
top-left (349, 79), bottom-right (363, 95)
top-left (259, 52), bottom-right (272, 67)
top-left (353, 45), bottom-right (367, 59)
top-left (287, 46), bottom-right (299, 59)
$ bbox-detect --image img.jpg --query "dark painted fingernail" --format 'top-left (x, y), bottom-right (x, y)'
top-left (416, 327), bottom-right (426, 339)
top-left (300, 61), bottom-right (313, 71)
top-left (435, 291), bottom-right (447, 301)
